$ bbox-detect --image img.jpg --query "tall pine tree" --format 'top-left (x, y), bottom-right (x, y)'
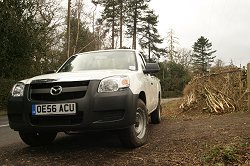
top-left (92, 0), bottom-right (120, 49)
top-left (117, 0), bottom-right (128, 48)
top-left (138, 9), bottom-right (163, 61)
top-left (126, 0), bottom-right (150, 49)
top-left (192, 36), bottom-right (216, 74)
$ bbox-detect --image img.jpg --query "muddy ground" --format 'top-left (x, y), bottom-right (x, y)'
top-left (0, 100), bottom-right (249, 165)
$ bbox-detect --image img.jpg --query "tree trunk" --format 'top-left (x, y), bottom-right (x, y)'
top-left (111, 0), bottom-right (115, 49)
top-left (66, 0), bottom-right (71, 58)
top-left (119, 1), bottom-right (123, 49)
top-left (73, 0), bottom-right (81, 54)
top-left (148, 23), bottom-right (151, 60)
top-left (132, 2), bottom-right (137, 49)
top-left (170, 30), bottom-right (173, 61)
top-left (148, 42), bottom-right (151, 60)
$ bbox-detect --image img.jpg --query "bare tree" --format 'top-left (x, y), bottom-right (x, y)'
top-left (166, 29), bottom-right (179, 61)
top-left (214, 59), bottom-right (225, 68)
top-left (174, 48), bottom-right (193, 69)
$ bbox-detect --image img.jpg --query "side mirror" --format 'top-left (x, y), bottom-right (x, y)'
top-left (143, 63), bottom-right (160, 74)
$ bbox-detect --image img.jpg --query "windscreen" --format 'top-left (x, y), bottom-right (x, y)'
top-left (58, 50), bottom-right (137, 72)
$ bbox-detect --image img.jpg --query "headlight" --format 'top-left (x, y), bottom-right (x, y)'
top-left (98, 76), bottom-right (130, 93)
top-left (11, 82), bottom-right (25, 97)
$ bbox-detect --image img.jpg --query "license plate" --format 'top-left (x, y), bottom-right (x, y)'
top-left (32, 103), bottom-right (76, 116)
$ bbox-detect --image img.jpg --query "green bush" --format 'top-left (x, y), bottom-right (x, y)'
top-left (203, 144), bottom-right (250, 165)
top-left (0, 79), bottom-right (17, 108)
top-left (157, 62), bottom-right (191, 98)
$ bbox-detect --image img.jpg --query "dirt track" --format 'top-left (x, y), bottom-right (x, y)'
top-left (0, 101), bottom-right (249, 165)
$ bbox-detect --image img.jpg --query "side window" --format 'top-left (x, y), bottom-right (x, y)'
top-left (138, 54), bottom-right (146, 70)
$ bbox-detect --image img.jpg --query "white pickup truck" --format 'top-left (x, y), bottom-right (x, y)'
top-left (8, 49), bottom-right (161, 148)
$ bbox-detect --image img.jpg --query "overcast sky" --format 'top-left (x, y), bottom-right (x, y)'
top-left (150, 0), bottom-right (250, 66)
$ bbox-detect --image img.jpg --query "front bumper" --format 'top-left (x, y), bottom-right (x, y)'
top-left (7, 80), bottom-right (138, 132)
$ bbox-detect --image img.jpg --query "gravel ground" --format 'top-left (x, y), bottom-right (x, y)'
top-left (0, 100), bottom-right (249, 165)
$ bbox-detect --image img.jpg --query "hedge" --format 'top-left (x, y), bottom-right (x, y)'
top-left (0, 79), bottom-right (17, 108)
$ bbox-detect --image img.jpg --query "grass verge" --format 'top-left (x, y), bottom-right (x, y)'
top-left (203, 143), bottom-right (250, 165)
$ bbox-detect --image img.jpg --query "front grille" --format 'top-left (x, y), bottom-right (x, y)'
top-left (30, 112), bottom-right (83, 125)
top-left (29, 81), bottom-right (89, 101)
top-left (31, 91), bottom-right (86, 101)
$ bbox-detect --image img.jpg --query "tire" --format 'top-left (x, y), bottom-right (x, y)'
top-left (19, 131), bottom-right (57, 147)
top-left (151, 98), bottom-right (161, 124)
top-left (119, 99), bottom-right (148, 148)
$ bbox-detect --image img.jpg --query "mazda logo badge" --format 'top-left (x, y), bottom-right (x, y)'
top-left (50, 86), bottom-right (63, 96)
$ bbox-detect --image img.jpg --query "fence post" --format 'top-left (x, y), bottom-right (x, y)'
top-left (248, 63), bottom-right (250, 111)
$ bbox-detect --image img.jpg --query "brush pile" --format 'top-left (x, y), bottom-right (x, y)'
top-left (180, 67), bottom-right (248, 114)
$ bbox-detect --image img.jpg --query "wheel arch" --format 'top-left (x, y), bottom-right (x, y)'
top-left (158, 91), bottom-right (161, 103)
top-left (138, 91), bottom-right (146, 105)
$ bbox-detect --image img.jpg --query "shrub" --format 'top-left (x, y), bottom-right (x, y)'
top-left (157, 62), bottom-right (191, 98)
top-left (0, 79), bottom-right (16, 108)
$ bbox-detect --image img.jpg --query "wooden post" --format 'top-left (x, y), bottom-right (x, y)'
top-left (248, 63), bottom-right (250, 111)
top-left (238, 71), bottom-right (242, 97)
top-left (227, 73), bottom-right (230, 96)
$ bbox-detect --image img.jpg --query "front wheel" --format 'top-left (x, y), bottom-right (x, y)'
top-left (119, 99), bottom-right (148, 148)
top-left (19, 131), bottom-right (57, 147)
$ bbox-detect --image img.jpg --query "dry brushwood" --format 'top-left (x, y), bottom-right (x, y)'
top-left (180, 68), bottom-right (247, 114)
